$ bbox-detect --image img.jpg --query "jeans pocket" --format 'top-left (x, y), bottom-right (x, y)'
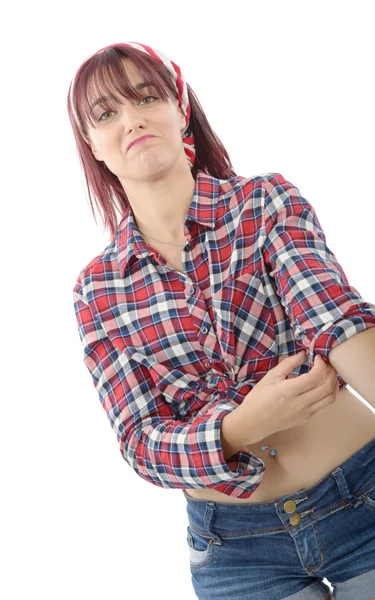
top-left (186, 525), bottom-right (215, 568)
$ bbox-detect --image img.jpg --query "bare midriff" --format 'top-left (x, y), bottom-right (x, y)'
top-left (184, 386), bottom-right (375, 503)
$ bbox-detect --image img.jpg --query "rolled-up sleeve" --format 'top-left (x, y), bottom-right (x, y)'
top-left (263, 173), bottom-right (375, 373)
top-left (73, 280), bottom-right (265, 498)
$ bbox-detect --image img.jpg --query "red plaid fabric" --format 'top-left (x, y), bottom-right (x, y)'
top-left (73, 171), bottom-right (375, 499)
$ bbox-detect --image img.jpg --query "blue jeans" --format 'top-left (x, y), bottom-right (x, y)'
top-left (183, 436), bottom-right (375, 599)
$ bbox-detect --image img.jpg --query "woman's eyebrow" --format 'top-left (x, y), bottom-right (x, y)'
top-left (90, 82), bottom-right (154, 110)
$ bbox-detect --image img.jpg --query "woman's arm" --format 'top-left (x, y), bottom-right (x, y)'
top-left (262, 173), bottom-right (375, 394)
top-left (328, 328), bottom-right (375, 407)
top-left (72, 280), bottom-right (265, 499)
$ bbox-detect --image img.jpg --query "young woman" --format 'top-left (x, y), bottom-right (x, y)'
top-left (69, 41), bottom-right (375, 599)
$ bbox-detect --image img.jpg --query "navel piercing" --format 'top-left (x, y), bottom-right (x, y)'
top-left (261, 445), bottom-right (277, 457)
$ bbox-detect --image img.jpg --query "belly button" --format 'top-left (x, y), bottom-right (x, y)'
top-left (261, 445), bottom-right (278, 457)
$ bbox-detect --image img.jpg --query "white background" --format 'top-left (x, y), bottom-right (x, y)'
top-left (1, 0), bottom-right (374, 598)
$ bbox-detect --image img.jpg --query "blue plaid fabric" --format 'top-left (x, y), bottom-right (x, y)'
top-left (73, 170), bottom-right (375, 498)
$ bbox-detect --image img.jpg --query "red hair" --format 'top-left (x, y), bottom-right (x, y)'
top-left (67, 43), bottom-right (237, 242)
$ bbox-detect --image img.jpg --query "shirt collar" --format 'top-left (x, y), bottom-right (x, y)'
top-left (115, 169), bottom-right (225, 278)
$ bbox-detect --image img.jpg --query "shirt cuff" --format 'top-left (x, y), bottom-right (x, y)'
top-left (195, 402), bottom-right (266, 499)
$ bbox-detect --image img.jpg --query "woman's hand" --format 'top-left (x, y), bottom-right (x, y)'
top-left (240, 351), bottom-right (340, 444)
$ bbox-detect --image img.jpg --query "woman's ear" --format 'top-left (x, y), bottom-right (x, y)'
top-left (179, 109), bottom-right (187, 134)
top-left (89, 144), bottom-right (103, 161)
top-left (85, 135), bottom-right (102, 160)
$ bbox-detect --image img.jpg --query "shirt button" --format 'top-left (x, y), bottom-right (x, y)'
top-left (189, 287), bottom-right (195, 295)
top-left (201, 327), bottom-right (208, 334)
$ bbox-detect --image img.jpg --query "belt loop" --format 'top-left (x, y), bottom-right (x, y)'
top-left (204, 501), bottom-right (223, 546)
top-left (332, 467), bottom-right (364, 508)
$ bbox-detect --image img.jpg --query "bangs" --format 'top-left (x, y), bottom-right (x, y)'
top-left (75, 49), bottom-right (176, 134)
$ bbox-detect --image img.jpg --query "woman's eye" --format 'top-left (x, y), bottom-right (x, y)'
top-left (98, 111), bottom-right (114, 122)
top-left (140, 95), bottom-right (157, 105)
top-left (98, 95), bottom-right (157, 122)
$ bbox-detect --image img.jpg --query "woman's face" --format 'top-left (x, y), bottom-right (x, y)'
top-left (85, 58), bottom-right (187, 183)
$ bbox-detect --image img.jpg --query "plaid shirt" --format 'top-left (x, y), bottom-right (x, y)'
top-left (73, 171), bottom-right (375, 499)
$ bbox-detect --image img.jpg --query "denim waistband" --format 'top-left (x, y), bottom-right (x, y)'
top-left (183, 436), bottom-right (375, 540)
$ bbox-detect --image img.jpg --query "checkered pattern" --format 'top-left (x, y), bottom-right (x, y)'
top-left (73, 170), bottom-right (375, 499)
